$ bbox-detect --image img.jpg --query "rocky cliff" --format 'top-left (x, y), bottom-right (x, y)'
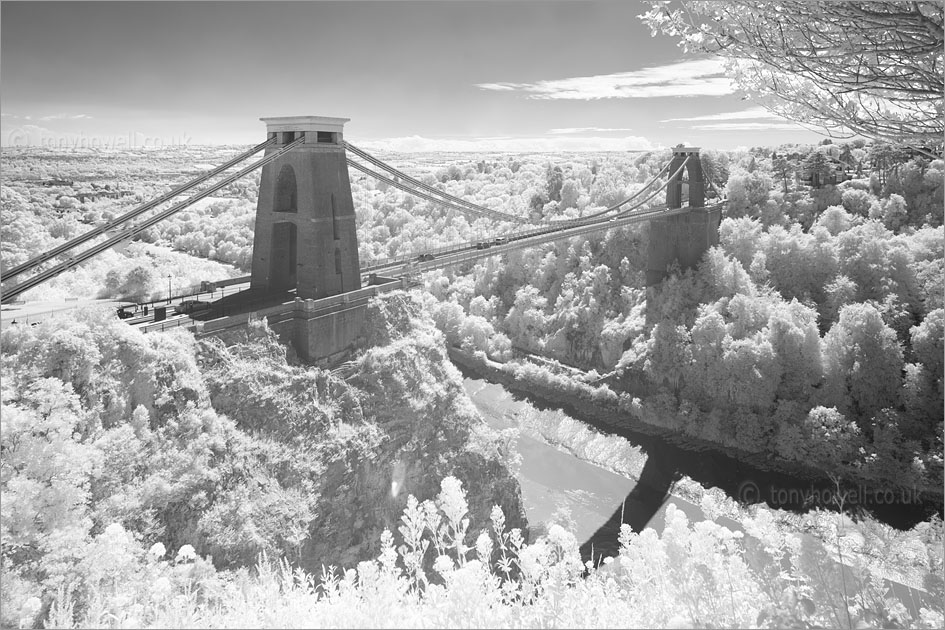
top-left (199, 290), bottom-right (527, 570)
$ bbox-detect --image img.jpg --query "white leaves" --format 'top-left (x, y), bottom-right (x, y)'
top-left (175, 544), bottom-right (197, 564)
top-left (641, 0), bottom-right (945, 146)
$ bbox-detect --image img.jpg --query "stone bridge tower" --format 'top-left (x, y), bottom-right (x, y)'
top-left (250, 116), bottom-right (361, 299)
top-left (645, 146), bottom-right (721, 287)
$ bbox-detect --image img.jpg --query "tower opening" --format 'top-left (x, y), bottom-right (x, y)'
top-left (269, 221), bottom-right (298, 291)
top-left (330, 193), bottom-right (339, 240)
top-left (274, 164), bottom-right (298, 213)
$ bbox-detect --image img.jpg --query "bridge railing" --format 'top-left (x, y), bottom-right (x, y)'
top-left (169, 278), bottom-right (409, 337)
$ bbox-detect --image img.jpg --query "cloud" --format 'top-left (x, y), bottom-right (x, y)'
top-left (661, 107), bottom-right (784, 123)
top-left (475, 58), bottom-right (733, 100)
top-left (475, 83), bottom-right (518, 92)
top-left (358, 134), bottom-right (658, 153)
top-left (38, 113), bottom-right (93, 121)
top-left (549, 127), bottom-right (637, 135)
top-left (690, 122), bottom-right (805, 131)
top-left (1, 113), bottom-right (92, 122)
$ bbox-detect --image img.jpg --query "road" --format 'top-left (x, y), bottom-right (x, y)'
top-left (0, 279), bottom-right (252, 330)
top-left (0, 297), bottom-right (124, 326)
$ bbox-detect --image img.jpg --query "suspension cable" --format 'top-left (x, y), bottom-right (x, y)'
top-left (2, 137), bottom-right (304, 303)
top-left (357, 154), bottom-right (693, 269)
top-left (605, 154), bottom-right (692, 221)
top-left (345, 142), bottom-right (526, 222)
top-left (346, 157), bottom-right (519, 223)
top-left (366, 200), bottom-right (728, 276)
top-left (344, 142), bottom-right (675, 226)
top-left (2, 137), bottom-right (277, 283)
top-left (366, 156), bottom-right (694, 268)
top-left (566, 161), bottom-right (672, 222)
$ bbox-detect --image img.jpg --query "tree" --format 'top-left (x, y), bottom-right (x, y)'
top-left (558, 179), bottom-right (581, 210)
top-left (119, 265), bottom-right (154, 301)
top-left (644, 321), bottom-right (692, 393)
top-left (724, 166), bottom-right (772, 217)
top-left (545, 165), bottom-right (564, 203)
top-left (802, 151), bottom-right (833, 188)
top-left (772, 154), bottom-right (792, 194)
top-left (718, 216), bottom-right (763, 269)
top-left (911, 308), bottom-right (944, 385)
top-left (879, 193), bottom-right (909, 231)
top-left (814, 205), bottom-right (858, 236)
top-left (801, 406), bottom-right (864, 465)
top-left (640, 2), bottom-right (944, 149)
top-left (868, 141), bottom-right (912, 187)
top-left (822, 303), bottom-right (904, 419)
top-left (758, 223), bottom-right (839, 306)
top-left (432, 300), bottom-right (466, 347)
top-left (767, 300), bottom-right (823, 401)
top-left (700, 150), bottom-right (730, 191)
top-left (504, 286), bottom-right (549, 352)
top-left (834, 221), bottom-right (919, 311)
top-left (840, 188), bottom-right (874, 218)
top-left (719, 334), bottom-right (781, 410)
top-left (685, 309), bottom-right (728, 406)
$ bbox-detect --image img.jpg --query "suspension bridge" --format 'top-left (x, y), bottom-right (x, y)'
top-left (1, 116), bottom-right (724, 363)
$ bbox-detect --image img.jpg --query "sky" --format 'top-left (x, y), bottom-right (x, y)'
top-left (0, 1), bottom-right (828, 152)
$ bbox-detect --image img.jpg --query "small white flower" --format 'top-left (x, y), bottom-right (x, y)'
top-left (104, 523), bottom-right (126, 539)
top-left (433, 554), bottom-right (454, 575)
top-left (475, 531), bottom-right (493, 561)
top-left (151, 577), bottom-right (173, 600)
top-left (517, 542), bottom-right (547, 579)
top-left (148, 542), bottom-right (166, 559)
top-left (437, 477), bottom-right (469, 526)
top-left (175, 544), bottom-right (196, 563)
top-left (547, 524), bottom-right (577, 550)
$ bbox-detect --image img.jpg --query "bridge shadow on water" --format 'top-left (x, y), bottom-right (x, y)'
top-left (577, 450), bottom-right (683, 565)
top-left (466, 361), bottom-right (945, 617)
top-left (490, 385), bottom-right (941, 569)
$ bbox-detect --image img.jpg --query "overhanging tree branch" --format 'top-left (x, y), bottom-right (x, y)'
top-left (641, 1), bottom-right (944, 150)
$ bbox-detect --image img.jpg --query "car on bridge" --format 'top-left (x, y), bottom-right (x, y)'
top-left (415, 253), bottom-right (435, 262)
top-left (493, 237), bottom-right (509, 246)
top-left (475, 241), bottom-right (492, 250)
top-left (174, 300), bottom-right (211, 315)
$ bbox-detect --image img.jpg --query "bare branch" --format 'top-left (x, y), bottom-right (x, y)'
top-left (640, 1), bottom-right (944, 149)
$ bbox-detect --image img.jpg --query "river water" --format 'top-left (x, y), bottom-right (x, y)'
top-left (461, 371), bottom-right (938, 614)
top-left (463, 375), bottom-right (745, 557)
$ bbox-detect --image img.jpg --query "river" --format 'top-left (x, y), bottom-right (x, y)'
top-left (460, 370), bottom-right (938, 615)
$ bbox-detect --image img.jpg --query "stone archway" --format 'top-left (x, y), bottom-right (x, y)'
top-left (274, 164), bottom-right (298, 213)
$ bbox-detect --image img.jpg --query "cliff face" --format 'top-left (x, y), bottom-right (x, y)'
top-left (200, 291), bottom-right (527, 571)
